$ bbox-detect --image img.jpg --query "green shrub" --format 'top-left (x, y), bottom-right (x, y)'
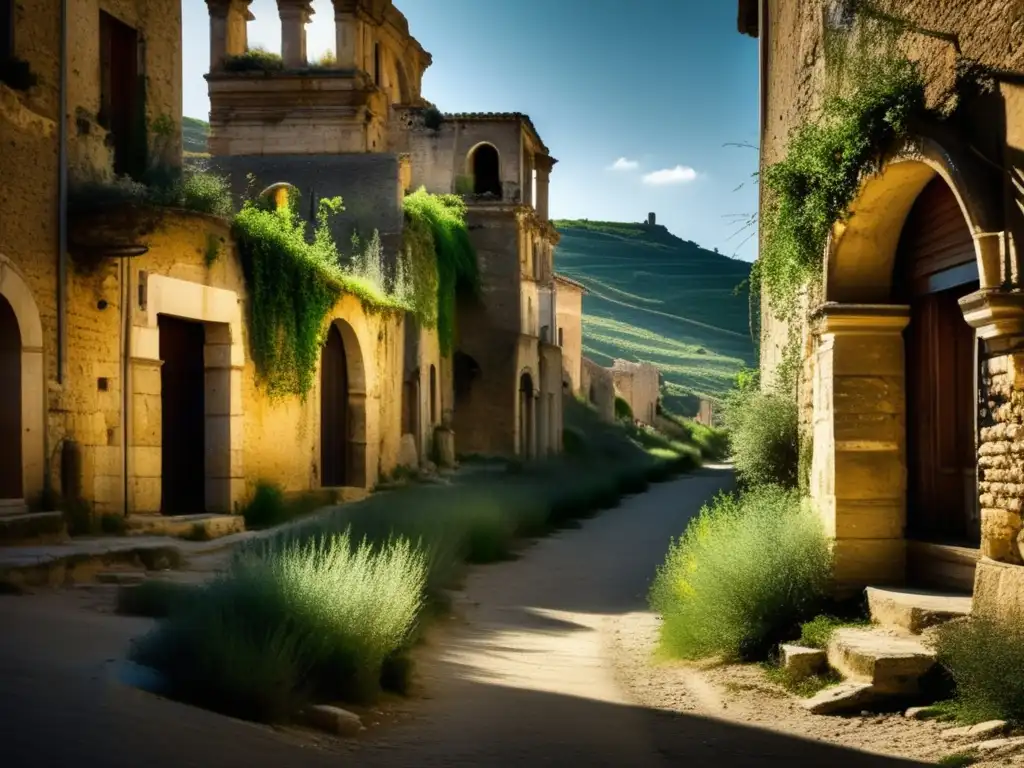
top-left (239, 480), bottom-right (325, 529)
top-left (222, 47), bottom-right (285, 73)
top-left (649, 486), bottom-right (832, 661)
top-left (614, 396), bottom-right (633, 421)
top-left (178, 171), bottom-right (233, 217)
top-left (935, 616), bottom-right (1024, 724)
top-left (132, 532), bottom-right (426, 722)
top-left (722, 386), bottom-right (799, 488)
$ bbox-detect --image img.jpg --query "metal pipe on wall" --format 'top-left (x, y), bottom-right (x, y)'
top-left (57, 0), bottom-right (68, 385)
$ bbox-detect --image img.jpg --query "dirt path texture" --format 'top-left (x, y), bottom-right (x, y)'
top-left (1, 466), bottom-right (945, 767)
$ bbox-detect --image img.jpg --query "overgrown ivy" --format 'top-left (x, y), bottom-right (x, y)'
top-left (759, 13), bottom-right (928, 316)
top-left (402, 188), bottom-right (478, 355)
top-left (232, 193), bottom-right (410, 398)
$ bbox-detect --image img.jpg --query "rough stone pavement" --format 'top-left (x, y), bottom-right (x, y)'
top-left (0, 467), bottom-right (926, 767)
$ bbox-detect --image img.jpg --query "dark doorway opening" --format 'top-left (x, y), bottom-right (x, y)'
top-left (403, 369), bottom-right (419, 436)
top-left (0, 295), bottom-right (22, 499)
top-left (99, 11), bottom-right (142, 179)
top-left (898, 177), bottom-right (980, 547)
top-left (321, 323), bottom-right (350, 486)
top-left (454, 351), bottom-right (480, 404)
top-left (519, 372), bottom-right (534, 459)
top-left (471, 144), bottom-right (501, 197)
top-left (159, 315), bottom-right (206, 515)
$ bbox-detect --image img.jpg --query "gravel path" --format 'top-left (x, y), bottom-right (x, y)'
top-left (1, 467), bottom-right (935, 767)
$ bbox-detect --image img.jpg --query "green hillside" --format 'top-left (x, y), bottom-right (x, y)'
top-left (182, 116), bottom-right (210, 157)
top-left (553, 220), bottom-right (753, 414)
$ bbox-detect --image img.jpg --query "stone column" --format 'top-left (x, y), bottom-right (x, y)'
top-left (535, 156), bottom-right (553, 221)
top-left (811, 303), bottom-right (910, 593)
top-left (278, 0), bottom-right (314, 68)
top-left (332, 2), bottom-right (363, 70)
top-left (522, 153), bottom-right (535, 209)
top-left (206, 0), bottom-right (253, 72)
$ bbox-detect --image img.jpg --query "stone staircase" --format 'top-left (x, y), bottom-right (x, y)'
top-left (0, 499), bottom-right (68, 545)
top-left (804, 587), bottom-right (971, 714)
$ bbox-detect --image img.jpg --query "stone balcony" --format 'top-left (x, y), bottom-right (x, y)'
top-left (206, 68), bottom-right (390, 155)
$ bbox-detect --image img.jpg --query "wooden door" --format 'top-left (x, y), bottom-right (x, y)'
top-left (0, 297), bottom-right (22, 499)
top-left (159, 316), bottom-right (206, 515)
top-left (321, 324), bottom-right (349, 486)
top-left (100, 11), bottom-right (139, 178)
top-left (900, 178), bottom-right (980, 546)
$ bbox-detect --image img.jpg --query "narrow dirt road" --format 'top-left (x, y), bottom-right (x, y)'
top-left (0, 468), bottom-right (926, 767)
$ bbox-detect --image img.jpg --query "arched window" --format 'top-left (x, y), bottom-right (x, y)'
top-left (470, 144), bottom-right (501, 197)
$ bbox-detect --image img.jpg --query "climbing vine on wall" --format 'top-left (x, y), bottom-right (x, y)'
top-left (402, 188), bottom-right (479, 355)
top-left (760, 16), bottom-right (928, 316)
top-left (233, 193), bottom-right (411, 398)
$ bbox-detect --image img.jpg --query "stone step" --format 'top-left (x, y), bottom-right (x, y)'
top-left (0, 499), bottom-right (29, 518)
top-left (125, 513), bottom-right (244, 541)
top-left (0, 511), bottom-right (68, 545)
top-left (866, 586), bottom-right (972, 634)
top-left (827, 627), bottom-right (936, 695)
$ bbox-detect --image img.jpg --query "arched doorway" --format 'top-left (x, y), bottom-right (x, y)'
top-left (321, 323), bottom-right (349, 487)
top-left (470, 144), bottom-right (501, 197)
top-left (320, 319), bottom-right (368, 488)
top-left (0, 295), bottom-right (22, 499)
top-left (429, 364), bottom-right (437, 424)
top-left (896, 177), bottom-right (980, 546)
top-left (519, 371), bottom-right (535, 459)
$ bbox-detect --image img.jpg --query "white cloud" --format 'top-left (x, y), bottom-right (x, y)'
top-left (642, 165), bottom-right (699, 186)
top-left (607, 157), bottom-right (639, 171)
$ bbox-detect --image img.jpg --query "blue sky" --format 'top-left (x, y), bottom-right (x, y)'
top-left (181, 1), bottom-right (759, 261)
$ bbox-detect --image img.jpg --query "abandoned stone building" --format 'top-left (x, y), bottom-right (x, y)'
top-left (740, 0), bottom-right (1024, 620)
top-left (611, 359), bottom-right (660, 425)
top-left (390, 106), bottom-right (564, 457)
top-left (0, 0), bottom-right (572, 539)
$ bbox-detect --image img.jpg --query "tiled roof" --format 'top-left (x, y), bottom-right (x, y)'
top-left (554, 273), bottom-right (587, 293)
top-left (442, 111), bottom-right (549, 154)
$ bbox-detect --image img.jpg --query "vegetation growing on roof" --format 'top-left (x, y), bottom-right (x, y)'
top-left (402, 188), bottom-right (478, 355)
top-left (222, 47), bottom-right (285, 73)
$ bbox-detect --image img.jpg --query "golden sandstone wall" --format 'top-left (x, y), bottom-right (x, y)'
top-left (759, 0), bottom-right (1024, 610)
top-left (68, 212), bottom-right (407, 516)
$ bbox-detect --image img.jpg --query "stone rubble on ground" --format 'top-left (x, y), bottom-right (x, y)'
top-left (941, 720), bottom-right (1007, 741)
top-left (974, 736), bottom-right (1024, 756)
top-left (780, 643), bottom-right (827, 680)
top-left (903, 706), bottom-right (941, 720)
top-left (304, 704), bottom-right (364, 737)
top-left (802, 681), bottom-right (877, 715)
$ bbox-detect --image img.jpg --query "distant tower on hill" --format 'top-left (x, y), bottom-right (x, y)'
top-left (647, 212), bottom-right (656, 226)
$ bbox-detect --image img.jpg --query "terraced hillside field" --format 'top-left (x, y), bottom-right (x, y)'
top-left (554, 220), bottom-right (753, 414)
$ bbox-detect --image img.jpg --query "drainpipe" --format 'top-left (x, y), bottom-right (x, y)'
top-left (57, 0), bottom-right (68, 386)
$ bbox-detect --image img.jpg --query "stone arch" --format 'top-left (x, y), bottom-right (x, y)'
top-left (320, 317), bottom-right (368, 488)
top-left (258, 182), bottom-right (300, 211)
top-left (393, 56), bottom-right (412, 104)
top-left (825, 132), bottom-right (1004, 304)
top-left (813, 129), bottom-right (1006, 591)
top-left (0, 255), bottom-right (44, 505)
top-left (467, 143), bottom-right (502, 197)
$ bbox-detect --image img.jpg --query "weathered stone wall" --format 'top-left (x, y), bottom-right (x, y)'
top-left (978, 354), bottom-right (1024, 565)
top-left (1, 0), bottom-right (185, 505)
top-left (611, 359), bottom-right (660, 425)
top-left (759, 0), bottom-right (1024, 605)
top-left (581, 357), bottom-right (615, 423)
top-left (555, 281), bottom-right (584, 393)
top-left (212, 153), bottom-right (404, 257)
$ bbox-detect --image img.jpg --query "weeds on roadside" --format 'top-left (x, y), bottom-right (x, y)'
top-left (721, 386), bottom-right (798, 488)
top-left (649, 486), bottom-right (832, 661)
top-left (239, 480), bottom-right (325, 529)
top-left (937, 753), bottom-right (978, 767)
top-left (761, 662), bottom-right (842, 698)
top-left (935, 616), bottom-right (1024, 724)
top-left (132, 532), bottom-right (426, 722)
